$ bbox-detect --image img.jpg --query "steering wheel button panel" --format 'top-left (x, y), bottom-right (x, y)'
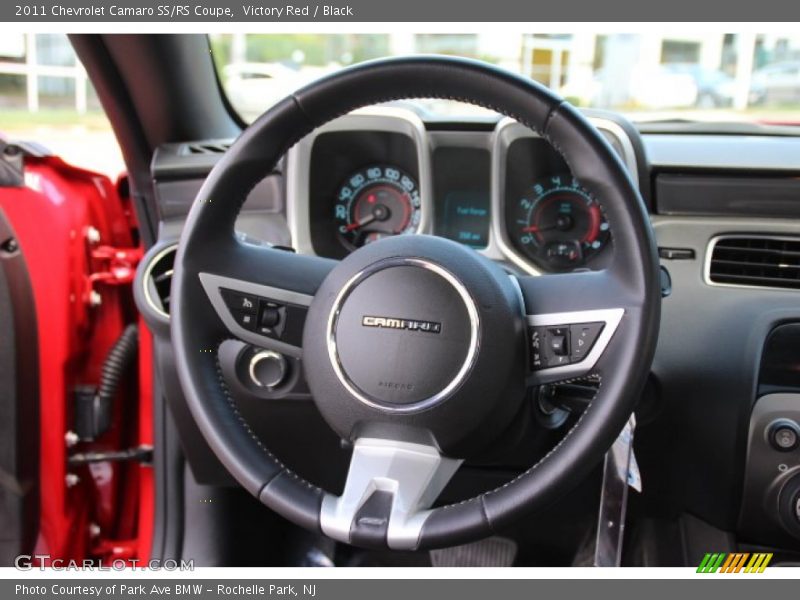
top-left (528, 321), bottom-right (606, 371)
top-left (199, 272), bottom-right (313, 358)
top-left (527, 311), bottom-right (622, 380)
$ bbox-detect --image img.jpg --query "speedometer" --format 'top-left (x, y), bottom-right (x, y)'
top-left (334, 165), bottom-right (421, 249)
top-left (510, 174), bottom-right (610, 270)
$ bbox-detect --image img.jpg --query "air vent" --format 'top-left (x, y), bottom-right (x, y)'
top-left (143, 245), bottom-right (177, 317)
top-left (184, 141), bottom-right (231, 155)
top-left (708, 236), bottom-right (800, 290)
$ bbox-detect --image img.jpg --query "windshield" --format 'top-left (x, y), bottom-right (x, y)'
top-left (210, 33), bottom-right (800, 126)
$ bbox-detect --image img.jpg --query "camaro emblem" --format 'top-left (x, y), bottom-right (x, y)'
top-left (362, 315), bottom-right (442, 334)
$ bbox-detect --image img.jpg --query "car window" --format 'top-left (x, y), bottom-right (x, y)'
top-left (210, 33), bottom-right (800, 127)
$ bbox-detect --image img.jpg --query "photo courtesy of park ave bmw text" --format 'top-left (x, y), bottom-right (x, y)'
top-left (14, 584), bottom-right (318, 597)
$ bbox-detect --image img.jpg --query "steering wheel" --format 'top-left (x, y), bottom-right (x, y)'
top-left (171, 56), bottom-right (660, 551)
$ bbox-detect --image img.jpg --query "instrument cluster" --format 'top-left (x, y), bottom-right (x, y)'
top-left (292, 112), bottom-right (626, 273)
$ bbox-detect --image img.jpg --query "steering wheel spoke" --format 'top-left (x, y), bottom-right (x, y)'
top-left (320, 438), bottom-right (462, 550)
top-left (197, 241), bottom-right (336, 357)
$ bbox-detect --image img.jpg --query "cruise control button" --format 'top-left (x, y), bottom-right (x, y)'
top-left (570, 322), bottom-right (605, 362)
top-left (232, 309), bottom-right (257, 331)
top-left (221, 288), bottom-right (259, 314)
top-left (529, 326), bottom-right (546, 370)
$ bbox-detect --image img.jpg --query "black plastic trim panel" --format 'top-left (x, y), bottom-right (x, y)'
top-left (650, 215), bottom-right (800, 533)
top-left (0, 210), bottom-right (39, 565)
top-left (656, 173), bottom-right (800, 218)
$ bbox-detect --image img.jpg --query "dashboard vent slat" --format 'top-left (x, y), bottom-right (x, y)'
top-left (708, 236), bottom-right (800, 290)
top-left (184, 142), bottom-right (231, 155)
top-left (143, 246), bottom-right (177, 317)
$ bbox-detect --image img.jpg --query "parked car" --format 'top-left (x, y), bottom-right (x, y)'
top-left (563, 64), bottom-right (734, 110)
top-left (749, 61), bottom-right (800, 105)
top-left (665, 64), bottom-right (736, 107)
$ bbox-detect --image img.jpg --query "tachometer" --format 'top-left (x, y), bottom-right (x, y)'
top-left (334, 165), bottom-right (421, 249)
top-left (511, 174), bottom-right (610, 270)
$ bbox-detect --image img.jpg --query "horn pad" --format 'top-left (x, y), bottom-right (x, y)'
top-left (330, 258), bottom-right (478, 410)
top-left (302, 235), bottom-right (528, 457)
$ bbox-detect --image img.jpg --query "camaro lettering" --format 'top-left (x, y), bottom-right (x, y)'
top-left (362, 316), bottom-right (441, 333)
top-left (378, 381), bottom-right (415, 390)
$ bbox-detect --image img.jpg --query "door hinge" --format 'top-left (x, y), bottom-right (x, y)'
top-left (68, 445), bottom-right (154, 467)
top-left (84, 243), bottom-right (143, 306)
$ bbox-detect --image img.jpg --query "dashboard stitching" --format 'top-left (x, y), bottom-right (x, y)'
top-left (291, 93), bottom-right (552, 139)
top-left (478, 494), bottom-right (495, 535)
top-left (542, 100), bottom-right (564, 139)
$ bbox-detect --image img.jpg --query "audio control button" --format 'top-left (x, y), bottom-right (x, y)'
top-left (570, 322), bottom-right (605, 362)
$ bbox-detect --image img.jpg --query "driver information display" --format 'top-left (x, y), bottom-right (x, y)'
top-left (433, 146), bottom-right (491, 249)
top-left (440, 191), bottom-right (490, 249)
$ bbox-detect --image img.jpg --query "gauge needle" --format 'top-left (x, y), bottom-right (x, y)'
top-left (522, 224), bottom-right (557, 233)
top-left (345, 214), bottom-right (378, 232)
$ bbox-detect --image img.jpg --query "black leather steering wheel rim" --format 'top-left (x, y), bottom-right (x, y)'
top-left (171, 55), bottom-right (661, 550)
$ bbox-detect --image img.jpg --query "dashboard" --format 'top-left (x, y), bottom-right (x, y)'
top-left (144, 107), bottom-right (800, 554)
top-left (286, 109), bottom-right (636, 274)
